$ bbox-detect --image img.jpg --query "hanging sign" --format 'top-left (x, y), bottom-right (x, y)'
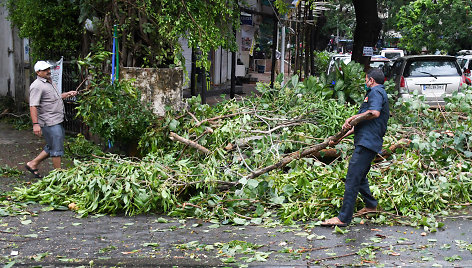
top-left (363, 46), bottom-right (374, 56)
top-left (241, 14), bottom-right (253, 25)
top-left (50, 57), bottom-right (63, 94)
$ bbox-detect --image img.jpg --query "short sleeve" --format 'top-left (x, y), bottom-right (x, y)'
top-left (367, 89), bottom-right (384, 111)
top-left (29, 84), bottom-right (42, 107)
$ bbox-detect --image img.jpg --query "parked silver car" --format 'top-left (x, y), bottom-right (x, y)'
top-left (388, 55), bottom-right (468, 106)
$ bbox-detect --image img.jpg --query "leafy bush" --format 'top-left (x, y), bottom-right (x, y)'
top-left (313, 51), bottom-right (331, 76)
top-left (319, 61), bottom-right (365, 104)
top-left (75, 80), bottom-right (156, 151)
top-left (6, 0), bottom-right (81, 60)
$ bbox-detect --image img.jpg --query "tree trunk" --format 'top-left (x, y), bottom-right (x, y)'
top-left (352, 0), bottom-right (382, 70)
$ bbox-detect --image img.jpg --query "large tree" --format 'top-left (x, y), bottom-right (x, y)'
top-left (396, 0), bottom-right (472, 54)
top-left (351, 0), bottom-right (382, 69)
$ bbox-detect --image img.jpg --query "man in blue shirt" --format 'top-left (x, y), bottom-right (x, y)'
top-left (321, 68), bottom-right (389, 227)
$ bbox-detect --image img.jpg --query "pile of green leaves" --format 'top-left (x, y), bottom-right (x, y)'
top-left (12, 75), bottom-right (472, 227)
top-left (65, 134), bottom-right (104, 159)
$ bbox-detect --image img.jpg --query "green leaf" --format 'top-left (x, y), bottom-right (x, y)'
top-left (333, 225), bottom-right (349, 234)
top-left (157, 217), bottom-right (169, 223)
top-left (169, 119), bottom-right (179, 131)
top-left (143, 242), bottom-right (160, 247)
top-left (246, 179), bottom-right (259, 189)
top-left (3, 261), bottom-right (15, 268)
top-left (233, 217), bottom-right (247, 225)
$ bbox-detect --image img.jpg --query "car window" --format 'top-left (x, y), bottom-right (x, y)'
top-left (384, 52), bottom-right (401, 60)
top-left (458, 58), bottom-right (467, 68)
top-left (388, 60), bottom-right (402, 79)
top-left (404, 59), bottom-right (460, 77)
top-left (370, 62), bottom-right (385, 68)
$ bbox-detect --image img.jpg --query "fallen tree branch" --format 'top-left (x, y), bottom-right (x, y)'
top-left (244, 113), bottom-right (372, 180)
top-left (374, 138), bottom-right (412, 162)
top-left (187, 111), bottom-right (201, 125)
top-left (178, 127), bottom-right (213, 159)
top-left (169, 132), bottom-right (211, 155)
top-left (0, 109), bottom-right (8, 118)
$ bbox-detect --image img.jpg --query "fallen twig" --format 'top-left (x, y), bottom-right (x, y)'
top-left (297, 245), bottom-right (343, 253)
top-left (246, 122), bottom-right (303, 134)
top-left (187, 111), bottom-right (201, 125)
top-left (0, 109), bottom-right (8, 118)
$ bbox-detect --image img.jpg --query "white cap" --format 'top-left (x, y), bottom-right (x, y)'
top-left (34, 61), bottom-right (52, 72)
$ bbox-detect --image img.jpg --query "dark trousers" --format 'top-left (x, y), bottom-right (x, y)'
top-left (338, 145), bottom-right (378, 224)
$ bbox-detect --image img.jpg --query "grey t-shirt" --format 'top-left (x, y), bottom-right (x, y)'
top-left (29, 76), bottom-right (64, 126)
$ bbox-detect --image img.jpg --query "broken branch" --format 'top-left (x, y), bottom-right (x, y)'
top-left (169, 132), bottom-right (211, 155)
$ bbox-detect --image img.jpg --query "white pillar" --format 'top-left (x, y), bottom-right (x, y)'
top-left (280, 26), bottom-right (286, 82)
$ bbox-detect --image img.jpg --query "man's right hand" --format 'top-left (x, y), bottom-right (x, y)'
top-left (329, 139), bottom-right (339, 146)
top-left (342, 117), bottom-right (354, 131)
top-left (33, 124), bottom-right (41, 136)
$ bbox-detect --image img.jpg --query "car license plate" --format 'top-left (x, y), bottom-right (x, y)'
top-left (422, 84), bottom-right (445, 93)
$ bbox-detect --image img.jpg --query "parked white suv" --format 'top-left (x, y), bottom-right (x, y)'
top-left (381, 48), bottom-right (404, 61)
top-left (327, 54), bottom-right (351, 75)
top-left (456, 54), bottom-right (472, 77)
top-left (388, 55), bottom-right (468, 106)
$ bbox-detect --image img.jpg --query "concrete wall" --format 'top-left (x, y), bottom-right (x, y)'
top-left (0, 5), bottom-right (28, 108)
top-left (120, 67), bottom-right (185, 116)
top-left (0, 6), bottom-right (15, 97)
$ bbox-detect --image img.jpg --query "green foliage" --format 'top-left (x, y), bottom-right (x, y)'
top-left (6, 0), bottom-right (240, 69)
top-left (75, 80), bottom-right (156, 147)
top-left (140, 0), bottom-right (239, 69)
top-left (319, 61), bottom-right (365, 104)
top-left (6, 0), bottom-right (82, 60)
top-left (320, 1), bottom-right (355, 43)
top-left (13, 155), bottom-right (178, 216)
top-left (0, 166), bottom-right (23, 178)
top-left (396, 0), bottom-right (472, 54)
top-left (313, 51), bottom-right (331, 76)
top-left (75, 52), bottom-right (157, 150)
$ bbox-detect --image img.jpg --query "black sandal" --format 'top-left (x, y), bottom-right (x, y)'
top-left (25, 165), bottom-right (43, 178)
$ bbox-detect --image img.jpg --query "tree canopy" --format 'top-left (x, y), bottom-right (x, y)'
top-left (6, 0), bottom-right (240, 68)
top-left (396, 0), bottom-right (472, 54)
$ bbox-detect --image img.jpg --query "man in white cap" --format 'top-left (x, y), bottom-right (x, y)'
top-left (25, 61), bottom-right (78, 177)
